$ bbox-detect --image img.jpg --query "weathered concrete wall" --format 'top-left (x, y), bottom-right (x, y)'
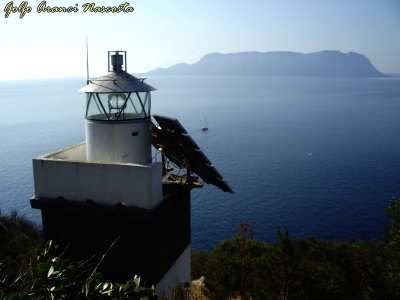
top-left (44, 142), bottom-right (86, 161)
top-left (33, 143), bottom-right (162, 209)
top-left (30, 185), bottom-right (191, 287)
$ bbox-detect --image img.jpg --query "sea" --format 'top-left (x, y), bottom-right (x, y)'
top-left (1, 76), bottom-right (399, 252)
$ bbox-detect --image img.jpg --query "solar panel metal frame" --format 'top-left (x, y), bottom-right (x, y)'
top-left (151, 115), bottom-right (233, 194)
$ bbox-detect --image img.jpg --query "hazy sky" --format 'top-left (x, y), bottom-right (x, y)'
top-left (1, 0), bottom-right (399, 79)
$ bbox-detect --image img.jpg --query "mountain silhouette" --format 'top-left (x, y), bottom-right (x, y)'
top-left (140, 51), bottom-right (387, 77)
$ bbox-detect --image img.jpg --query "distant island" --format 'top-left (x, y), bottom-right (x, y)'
top-left (138, 51), bottom-right (389, 78)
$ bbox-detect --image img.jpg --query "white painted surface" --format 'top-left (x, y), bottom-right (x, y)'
top-left (85, 119), bottom-right (151, 165)
top-left (156, 244), bottom-right (191, 297)
top-left (44, 142), bottom-right (86, 160)
top-left (33, 143), bottom-right (162, 209)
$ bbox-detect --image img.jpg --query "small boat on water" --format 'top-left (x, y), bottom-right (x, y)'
top-left (201, 117), bottom-right (209, 131)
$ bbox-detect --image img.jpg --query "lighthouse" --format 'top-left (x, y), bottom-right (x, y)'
top-left (31, 50), bottom-right (233, 293)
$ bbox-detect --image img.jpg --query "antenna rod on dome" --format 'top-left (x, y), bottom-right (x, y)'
top-left (86, 37), bottom-right (90, 84)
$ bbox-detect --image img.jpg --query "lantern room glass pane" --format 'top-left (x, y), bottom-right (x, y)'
top-left (86, 93), bottom-right (108, 120)
top-left (141, 92), bottom-right (151, 115)
top-left (124, 92), bottom-right (151, 119)
top-left (85, 92), bottom-right (151, 121)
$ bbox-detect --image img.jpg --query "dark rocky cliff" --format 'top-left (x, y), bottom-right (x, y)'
top-left (142, 51), bottom-right (387, 77)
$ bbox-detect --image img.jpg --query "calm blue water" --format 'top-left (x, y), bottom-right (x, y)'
top-left (1, 76), bottom-right (399, 252)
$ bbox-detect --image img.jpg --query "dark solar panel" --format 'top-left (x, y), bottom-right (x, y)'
top-left (151, 115), bottom-right (234, 194)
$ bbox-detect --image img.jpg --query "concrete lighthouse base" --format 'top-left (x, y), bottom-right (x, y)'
top-left (31, 142), bottom-right (191, 291)
top-left (156, 244), bottom-right (191, 295)
top-left (31, 184), bottom-right (191, 288)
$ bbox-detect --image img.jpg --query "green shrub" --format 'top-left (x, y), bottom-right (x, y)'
top-left (0, 210), bottom-right (43, 287)
top-left (191, 250), bottom-right (209, 281)
top-left (199, 199), bottom-right (400, 300)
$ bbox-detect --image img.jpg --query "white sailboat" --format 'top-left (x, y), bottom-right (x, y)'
top-left (201, 117), bottom-right (209, 131)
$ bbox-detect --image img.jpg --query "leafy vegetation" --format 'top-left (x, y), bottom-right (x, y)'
top-left (0, 210), bottom-right (43, 287)
top-left (0, 211), bottom-right (162, 299)
top-left (0, 239), bottom-right (161, 300)
top-left (192, 197), bottom-right (400, 299)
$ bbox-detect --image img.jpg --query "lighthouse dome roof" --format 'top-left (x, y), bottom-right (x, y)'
top-left (79, 70), bottom-right (156, 93)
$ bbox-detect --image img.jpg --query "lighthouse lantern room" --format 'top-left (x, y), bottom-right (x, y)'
top-left (80, 51), bottom-right (156, 165)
